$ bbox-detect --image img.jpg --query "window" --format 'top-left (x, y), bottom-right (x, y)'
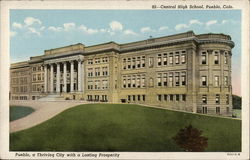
top-left (182, 94), bottom-right (186, 101)
top-left (170, 95), bottom-right (174, 101)
top-left (88, 59), bottom-right (93, 64)
top-left (88, 81), bottom-right (93, 89)
top-left (102, 57), bottom-right (108, 63)
top-left (169, 73), bottom-right (173, 87)
top-left (169, 53), bottom-right (173, 65)
top-left (138, 95), bottom-right (141, 101)
top-left (142, 56), bottom-right (146, 68)
top-left (175, 73), bottom-right (180, 86)
top-left (128, 95), bottom-right (131, 101)
top-left (226, 94), bottom-right (229, 104)
top-left (142, 95), bottom-right (146, 101)
top-left (164, 94), bottom-right (168, 101)
top-left (95, 58), bottom-right (100, 64)
top-left (149, 57), bottom-right (154, 68)
top-left (163, 73), bottom-right (167, 86)
top-left (214, 76), bottom-right (219, 87)
top-left (202, 107), bottom-right (207, 114)
top-left (149, 78), bottom-right (154, 87)
top-left (215, 94), bottom-right (220, 104)
top-left (137, 76), bottom-right (141, 88)
top-left (163, 54), bottom-right (167, 66)
top-left (132, 76), bottom-right (136, 87)
top-left (225, 55), bottom-right (228, 64)
top-left (127, 76), bottom-right (131, 88)
top-left (181, 72), bottom-right (186, 86)
top-left (132, 95), bottom-right (136, 101)
top-left (33, 67), bottom-right (36, 71)
top-left (214, 52), bottom-right (219, 64)
top-left (123, 77), bottom-right (126, 88)
top-left (157, 73), bottom-right (162, 86)
top-left (224, 76), bottom-right (228, 86)
top-left (175, 54), bottom-right (180, 64)
top-left (95, 68), bottom-right (100, 76)
top-left (102, 80), bottom-right (108, 89)
top-left (216, 107), bottom-right (220, 114)
top-left (123, 59), bottom-right (126, 70)
top-left (201, 52), bottom-right (206, 64)
top-left (181, 54), bottom-right (186, 64)
top-left (37, 74), bottom-right (41, 80)
top-left (132, 57), bottom-right (136, 69)
top-left (141, 76), bottom-right (146, 88)
top-left (201, 76), bottom-right (207, 86)
top-left (33, 74), bottom-right (36, 81)
top-left (88, 68), bottom-right (93, 77)
top-left (158, 95), bottom-right (162, 101)
top-left (202, 95), bottom-right (207, 104)
top-left (136, 57), bottom-right (141, 68)
top-left (157, 54), bottom-right (162, 66)
top-left (127, 58), bottom-right (131, 69)
top-left (176, 94), bottom-right (179, 101)
top-left (102, 67), bottom-right (108, 76)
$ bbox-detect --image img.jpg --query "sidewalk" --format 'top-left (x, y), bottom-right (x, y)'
top-left (10, 100), bottom-right (89, 133)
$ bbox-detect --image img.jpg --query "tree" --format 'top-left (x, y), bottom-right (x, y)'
top-left (172, 125), bottom-right (208, 152)
top-left (232, 95), bottom-right (242, 109)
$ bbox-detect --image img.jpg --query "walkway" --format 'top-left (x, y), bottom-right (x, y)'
top-left (10, 100), bottom-right (89, 133)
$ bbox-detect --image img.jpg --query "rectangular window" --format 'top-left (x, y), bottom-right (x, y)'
top-left (123, 77), bottom-right (126, 88)
top-left (158, 95), bottom-right (162, 101)
top-left (157, 73), bottom-right (162, 86)
top-left (202, 107), bottom-right (207, 114)
top-left (202, 95), bottom-right (207, 104)
top-left (128, 95), bottom-right (131, 101)
top-left (137, 76), bottom-right (141, 88)
top-left (164, 94), bottom-right (168, 101)
top-left (225, 55), bottom-right (228, 64)
top-left (201, 52), bottom-right (206, 64)
top-left (157, 56), bottom-right (162, 66)
top-left (182, 94), bottom-right (186, 101)
top-left (123, 59), bottom-right (126, 70)
top-left (181, 72), bottom-right (186, 86)
top-left (102, 67), bottom-right (108, 76)
top-left (95, 58), bottom-right (100, 64)
top-left (175, 54), bottom-right (180, 64)
top-left (181, 54), bottom-right (186, 64)
top-left (175, 73), bottom-right (180, 86)
top-left (138, 95), bottom-right (140, 101)
top-left (163, 73), bottom-right (167, 86)
top-left (149, 57), bottom-right (154, 68)
top-left (141, 76), bottom-right (145, 88)
top-left (215, 76), bottom-right (219, 87)
top-left (215, 94), bottom-right (220, 104)
top-left (127, 58), bottom-right (131, 69)
top-left (127, 76), bottom-right (131, 88)
top-left (176, 94), bottom-right (179, 101)
top-left (142, 56), bottom-right (146, 68)
top-left (169, 73), bottom-right (173, 87)
top-left (226, 94), bottom-right (229, 104)
top-left (137, 57), bottom-right (141, 68)
top-left (132, 57), bottom-right (136, 69)
top-left (170, 94), bottom-right (174, 101)
top-left (88, 59), bottom-right (93, 64)
top-left (132, 95), bottom-right (136, 101)
top-left (169, 53), bottom-right (173, 65)
top-left (142, 95), bottom-right (146, 101)
top-left (163, 54), bottom-right (167, 66)
top-left (202, 76), bottom-right (207, 86)
top-left (216, 107), bottom-right (220, 114)
top-left (132, 76), bottom-right (136, 87)
top-left (214, 52), bottom-right (219, 64)
top-left (224, 76), bottom-right (228, 86)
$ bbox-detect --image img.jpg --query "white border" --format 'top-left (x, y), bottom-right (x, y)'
top-left (0, 1), bottom-right (249, 159)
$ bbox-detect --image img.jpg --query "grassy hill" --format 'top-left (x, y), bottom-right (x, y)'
top-left (10, 104), bottom-right (241, 152)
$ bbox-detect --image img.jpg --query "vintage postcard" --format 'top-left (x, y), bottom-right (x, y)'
top-left (0, 0), bottom-right (249, 159)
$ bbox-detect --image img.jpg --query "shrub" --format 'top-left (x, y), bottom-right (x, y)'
top-left (172, 125), bottom-right (208, 152)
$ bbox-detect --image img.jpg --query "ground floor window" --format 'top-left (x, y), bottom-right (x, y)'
top-left (127, 95), bottom-right (146, 102)
top-left (216, 107), bottom-right (220, 114)
top-left (202, 106), bottom-right (207, 114)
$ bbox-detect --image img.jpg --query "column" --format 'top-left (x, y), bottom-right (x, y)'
top-left (56, 62), bottom-right (60, 93)
top-left (44, 64), bottom-right (47, 93)
top-left (63, 62), bottom-right (67, 92)
top-left (50, 64), bottom-right (54, 93)
top-left (70, 61), bottom-right (74, 92)
top-left (78, 60), bottom-right (82, 92)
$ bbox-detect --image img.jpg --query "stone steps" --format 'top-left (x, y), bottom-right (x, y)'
top-left (38, 94), bottom-right (64, 101)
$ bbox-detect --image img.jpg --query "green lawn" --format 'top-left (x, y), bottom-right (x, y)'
top-left (10, 106), bottom-right (35, 121)
top-left (10, 104), bottom-right (241, 152)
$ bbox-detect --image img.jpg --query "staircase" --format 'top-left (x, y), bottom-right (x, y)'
top-left (38, 94), bottom-right (64, 101)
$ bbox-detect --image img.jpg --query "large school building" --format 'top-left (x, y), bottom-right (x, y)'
top-left (10, 31), bottom-right (234, 116)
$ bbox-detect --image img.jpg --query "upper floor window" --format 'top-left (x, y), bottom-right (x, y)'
top-left (169, 73), bottom-right (173, 87)
top-left (214, 76), bottom-right (219, 87)
top-left (163, 54), bottom-right (167, 66)
top-left (127, 58), bottom-right (131, 69)
top-left (149, 57), bottom-right (154, 68)
top-left (224, 76), bottom-right (228, 86)
top-left (214, 52), bottom-right (219, 64)
top-left (224, 53), bottom-right (228, 64)
top-left (181, 72), bottom-right (186, 86)
top-left (132, 57), bottom-right (136, 69)
top-left (202, 95), bottom-right (207, 104)
top-left (142, 56), bottom-right (146, 68)
top-left (136, 57), bottom-right (141, 68)
top-left (226, 94), bottom-right (229, 104)
top-left (169, 53), bottom-right (173, 65)
top-left (123, 59), bottom-right (126, 70)
top-left (88, 59), bottom-right (93, 64)
top-left (201, 76), bottom-right (207, 86)
top-left (175, 53), bottom-right (180, 64)
top-left (201, 52), bottom-right (207, 64)
top-left (163, 73), bottom-right (167, 86)
top-left (33, 67), bottom-right (36, 71)
top-left (175, 72), bottom-right (180, 86)
top-left (181, 54), bottom-right (186, 64)
top-left (102, 57), bottom-right (108, 63)
top-left (149, 78), bottom-right (154, 87)
top-left (95, 58), bottom-right (101, 64)
top-left (141, 75), bottom-right (146, 88)
top-left (215, 94), bottom-right (220, 104)
top-left (157, 56), bottom-right (162, 66)
top-left (157, 73), bottom-right (162, 86)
